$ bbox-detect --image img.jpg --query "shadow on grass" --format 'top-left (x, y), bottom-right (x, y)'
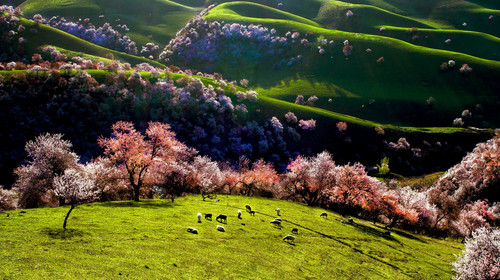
top-left (43, 228), bottom-right (84, 240)
top-left (99, 200), bottom-right (175, 209)
top-left (245, 209), bottom-right (411, 276)
top-left (349, 222), bottom-right (421, 245)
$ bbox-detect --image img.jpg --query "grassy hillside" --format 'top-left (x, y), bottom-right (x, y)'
top-left (17, 17), bottom-right (166, 67)
top-left (0, 195), bottom-right (463, 279)
top-left (344, 0), bottom-right (500, 36)
top-left (203, 3), bottom-right (500, 128)
top-left (15, 0), bottom-right (500, 128)
top-left (19, 0), bottom-right (201, 46)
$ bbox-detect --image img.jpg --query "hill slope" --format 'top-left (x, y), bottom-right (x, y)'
top-left (0, 195), bottom-right (463, 279)
top-left (19, 0), bottom-right (201, 46)
top-left (16, 18), bottom-right (165, 67)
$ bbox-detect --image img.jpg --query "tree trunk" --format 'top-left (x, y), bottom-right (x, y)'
top-left (133, 184), bottom-right (140, 202)
top-left (63, 204), bottom-right (76, 229)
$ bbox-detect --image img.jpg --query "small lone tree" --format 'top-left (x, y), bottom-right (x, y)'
top-left (14, 133), bottom-right (79, 208)
top-left (54, 168), bottom-right (98, 229)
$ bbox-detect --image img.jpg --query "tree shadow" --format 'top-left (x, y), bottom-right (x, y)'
top-left (42, 228), bottom-right (84, 240)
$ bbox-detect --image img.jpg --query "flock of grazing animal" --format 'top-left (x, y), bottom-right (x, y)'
top-left (186, 204), bottom-right (335, 244)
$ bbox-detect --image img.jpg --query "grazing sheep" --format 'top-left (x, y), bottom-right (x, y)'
top-left (273, 218), bottom-right (282, 222)
top-left (204, 213), bottom-right (212, 220)
top-left (187, 227), bottom-right (198, 234)
top-left (271, 219), bottom-right (282, 227)
top-left (245, 204), bottom-right (252, 212)
top-left (276, 208), bottom-right (281, 216)
top-left (238, 210), bottom-right (242, 219)
top-left (217, 225), bottom-right (225, 232)
top-left (320, 212), bottom-right (328, 218)
top-left (283, 234), bottom-right (295, 244)
top-left (292, 228), bottom-right (298, 234)
top-left (197, 213), bottom-right (202, 223)
top-left (248, 210), bottom-right (255, 216)
top-left (216, 214), bottom-right (227, 223)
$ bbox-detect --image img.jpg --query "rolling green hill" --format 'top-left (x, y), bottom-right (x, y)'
top-left (203, 2), bottom-right (500, 128)
top-left (15, 17), bottom-right (166, 67)
top-left (0, 195), bottom-right (464, 279)
top-left (19, 0), bottom-right (201, 46)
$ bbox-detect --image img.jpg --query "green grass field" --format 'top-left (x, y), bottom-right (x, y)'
top-left (0, 195), bottom-right (463, 279)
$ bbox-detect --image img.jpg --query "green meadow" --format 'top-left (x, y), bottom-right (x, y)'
top-left (0, 195), bottom-right (463, 279)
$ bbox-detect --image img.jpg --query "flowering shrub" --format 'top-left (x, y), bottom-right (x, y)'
top-left (0, 187), bottom-right (17, 211)
top-left (298, 119), bottom-right (316, 130)
top-left (452, 227), bottom-right (500, 280)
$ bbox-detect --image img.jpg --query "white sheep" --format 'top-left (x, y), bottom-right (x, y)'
top-left (197, 213), bottom-right (202, 223)
top-left (276, 208), bottom-right (281, 216)
top-left (217, 225), bottom-right (225, 232)
top-left (187, 227), bottom-right (198, 234)
top-left (283, 234), bottom-right (295, 244)
top-left (273, 218), bottom-right (282, 222)
top-left (320, 212), bottom-right (328, 218)
top-left (271, 219), bottom-right (282, 227)
top-left (238, 210), bottom-right (242, 219)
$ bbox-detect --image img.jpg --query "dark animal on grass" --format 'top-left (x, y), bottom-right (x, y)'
top-left (187, 227), bottom-right (198, 234)
top-left (320, 212), bottom-right (328, 218)
top-left (348, 218), bottom-right (353, 224)
top-left (245, 204), bottom-right (252, 212)
top-left (283, 234), bottom-right (295, 244)
top-left (204, 213), bottom-right (212, 220)
top-left (249, 211), bottom-right (255, 216)
top-left (383, 231), bottom-right (391, 237)
top-left (292, 228), bottom-right (298, 234)
top-left (216, 214), bottom-right (227, 223)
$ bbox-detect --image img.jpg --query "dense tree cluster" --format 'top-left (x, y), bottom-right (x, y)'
top-left (3, 125), bottom-right (498, 237)
top-left (0, 5), bottom-right (28, 62)
top-left (34, 14), bottom-right (138, 55)
top-left (427, 136), bottom-right (500, 236)
top-left (160, 7), bottom-right (340, 72)
top-left (0, 68), bottom-right (302, 186)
